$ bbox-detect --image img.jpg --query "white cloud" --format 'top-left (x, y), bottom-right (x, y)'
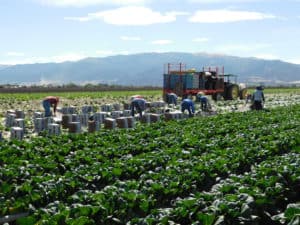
top-left (6, 52), bottom-right (25, 57)
top-left (192, 37), bottom-right (209, 42)
top-left (151, 40), bottom-right (173, 45)
top-left (189, 9), bottom-right (276, 23)
top-left (36, 0), bottom-right (148, 7)
top-left (120, 36), bottom-right (141, 41)
top-left (65, 7), bottom-right (188, 25)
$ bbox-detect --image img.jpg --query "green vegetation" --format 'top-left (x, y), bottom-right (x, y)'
top-left (0, 90), bottom-right (162, 101)
top-left (0, 104), bottom-right (299, 224)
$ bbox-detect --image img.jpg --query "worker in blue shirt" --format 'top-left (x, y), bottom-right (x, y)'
top-left (131, 98), bottom-right (146, 118)
top-left (252, 86), bottom-right (265, 110)
top-left (181, 98), bottom-right (195, 117)
top-left (166, 93), bottom-right (178, 106)
top-left (196, 92), bottom-right (209, 111)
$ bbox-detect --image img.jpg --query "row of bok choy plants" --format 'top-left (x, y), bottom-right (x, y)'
top-left (0, 104), bottom-right (299, 224)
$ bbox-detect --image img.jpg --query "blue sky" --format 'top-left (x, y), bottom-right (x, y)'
top-left (1, 0), bottom-right (300, 65)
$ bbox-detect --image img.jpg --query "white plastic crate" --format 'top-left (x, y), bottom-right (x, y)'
top-left (48, 123), bottom-right (61, 136)
top-left (10, 127), bottom-right (24, 140)
top-left (5, 113), bottom-right (16, 128)
top-left (69, 122), bottom-right (81, 133)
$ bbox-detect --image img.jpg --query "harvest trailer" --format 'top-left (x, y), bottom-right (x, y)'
top-left (163, 63), bottom-right (247, 101)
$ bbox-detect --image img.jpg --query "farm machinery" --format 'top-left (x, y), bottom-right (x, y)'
top-left (163, 63), bottom-right (247, 101)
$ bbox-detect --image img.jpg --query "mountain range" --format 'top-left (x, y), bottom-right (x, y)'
top-left (0, 52), bottom-right (300, 86)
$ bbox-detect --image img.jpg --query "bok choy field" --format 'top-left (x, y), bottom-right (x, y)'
top-left (0, 89), bottom-right (300, 225)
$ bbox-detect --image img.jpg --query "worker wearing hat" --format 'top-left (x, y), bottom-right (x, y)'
top-left (42, 96), bottom-right (59, 117)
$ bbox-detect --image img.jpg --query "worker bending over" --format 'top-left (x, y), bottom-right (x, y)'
top-left (196, 92), bottom-right (209, 111)
top-left (181, 98), bottom-right (195, 117)
top-left (42, 96), bottom-right (59, 117)
top-left (131, 97), bottom-right (146, 118)
top-left (166, 93), bottom-right (178, 106)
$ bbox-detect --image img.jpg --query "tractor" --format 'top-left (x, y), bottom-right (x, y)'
top-left (163, 63), bottom-right (247, 101)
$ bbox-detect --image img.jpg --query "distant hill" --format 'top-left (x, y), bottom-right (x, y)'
top-left (0, 52), bottom-right (299, 86)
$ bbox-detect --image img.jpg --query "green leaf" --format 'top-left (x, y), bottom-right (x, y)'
top-left (112, 168), bottom-right (122, 176)
top-left (285, 204), bottom-right (300, 220)
top-left (140, 199), bottom-right (149, 213)
top-left (197, 213), bottom-right (216, 225)
top-left (70, 216), bottom-right (94, 225)
top-left (16, 216), bottom-right (37, 225)
top-left (1, 182), bottom-right (12, 194)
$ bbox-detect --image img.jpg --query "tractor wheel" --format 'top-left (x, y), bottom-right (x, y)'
top-left (226, 84), bottom-right (239, 100)
top-left (239, 88), bottom-right (248, 100)
top-left (212, 93), bottom-right (223, 101)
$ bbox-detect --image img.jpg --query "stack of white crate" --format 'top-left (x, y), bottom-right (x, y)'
top-left (111, 111), bottom-right (123, 119)
top-left (15, 110), bottom-right (25, 119)
top-left (82, 105), bottom-right (94, 114)
top-left (123, 110), bottom-right (131, 117)
top-left (14, 118), bottom-right (25, 131)
top-left (34, 118), bottom-right (45, 133)
top-left (62, 114), bottom-right (72, 129)
top-left (61, 106), bottom-right (76, 114)
top-left (5, 113), bottom-right (16, 128)
top-left (79, 114), bottom-right (89, 127)
top-left (101, 104), bottom-right (113, 112)
top-left (116, 117), bottom-right (128, 128)
top-left (141, 113), bottom-right (151, 124)
top-left (10, 127), bottom-right (24, 140)
top-left (69, 122), bottom-right (81, 133)
top-left (93, 112), bottom-right (108, 123)
top-left (113, 103), bottom-right (121, 111)
top-left (127, 116), bottom-right (135, 128)
top-left (104, 118), bottom-right (116, 129)
top-left (165, 111), bottom-right (185, 121)
top-left (33, 111), bottom-right (43, 119)
top-left (88, 120), bottom-right (100, 133)
top-left (47, 123), bottom-right (61, 136)
top-left (71, 114), bottom-right (80, 122)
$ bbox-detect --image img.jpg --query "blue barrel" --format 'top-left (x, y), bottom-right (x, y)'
top-left (184, 74), bottom-right (193, 89)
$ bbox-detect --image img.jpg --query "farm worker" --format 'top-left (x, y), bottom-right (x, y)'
top-left (131, 97), bottom-right (146, 118)
top-left (130, 95), bottom-right (143, 101)
top-left (196, 92), bottom-right (209, 111)
top-left (181, 98), bottom-right (195, 117)
top-left (42, 96), bottom-right (59, 117)
top-left (245, 93), bottom-right (252, 104)
top-left (166, 93), bottom-right (178, 106)
top-left (252, 86), bottom-right (265, 110)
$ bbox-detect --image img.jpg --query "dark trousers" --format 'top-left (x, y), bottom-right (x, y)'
top-left (181, 105), bottom-right (192, 117)
top-left (167, 95), bottom-right (177, 105)
top-left (254, 101), bottom-right (263, 110)
top-left (131, 101), bottom-right (143, 117)
top-left (201, 102), bottom-right (208, 111)
top-left (42, 100), bottom-right (52, 117)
